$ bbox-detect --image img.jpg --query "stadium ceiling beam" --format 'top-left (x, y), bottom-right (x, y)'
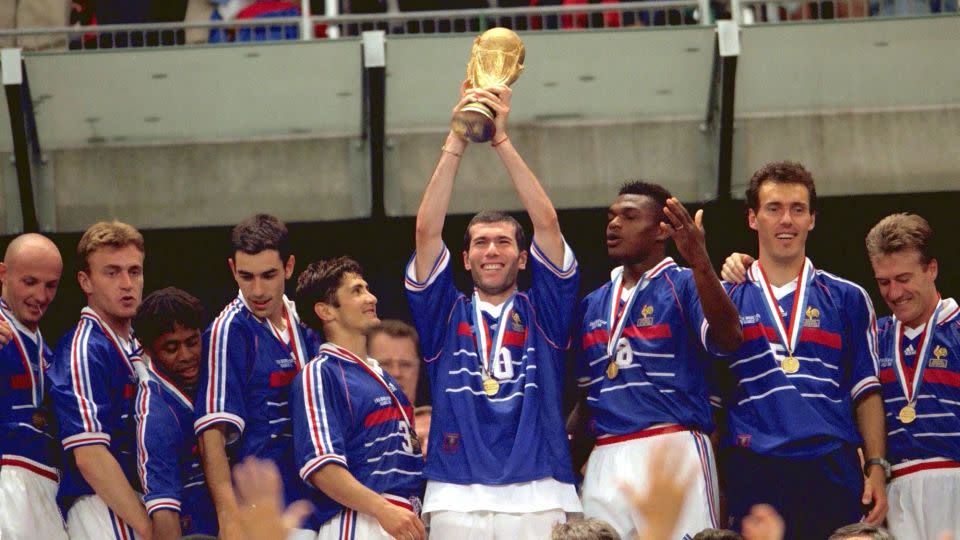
top-left (2, 48), bottom-right (41, 233)
top-left (702, 21), bottom-right (740, 203)
top-left (362, 31), bottom-right (387, 221)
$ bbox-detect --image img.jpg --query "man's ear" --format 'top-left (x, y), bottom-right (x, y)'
top-left (517, 250), bottom-right (528, 270)
top-left (463, 251), bottom-right (471, 272)
top-left (747, 208), bottom-right (758, 231)
top-left (808, 211), bottom-right (816, 232)
top-left (283, 255), bottom-right (296, 280)
top-left (77, 270), bottom-right (94, 295)
top-left (228, 258), bottom-right (237, 276)
top-left (315, 302), bottom-right (336, 324)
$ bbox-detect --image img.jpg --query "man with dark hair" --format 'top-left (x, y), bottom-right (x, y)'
top-left (367, 319), bottom-right (422, 403)
top-left (717, 161), bottom-right (887, 539)
top-left (133, 287), bottom-right (217, 539)
top-left (405, 83), bottom-right (581, 536)
top-left (291, 257), bottom-right (425, 539)
top-left (48, 221), bottom-right (151, 539)
top-left (866, 213), bottom-right (960, 539)
top-left (194, 213), bottom-right (321, 539)
top-left (571, 180), bottom-right (742, 538)
top-left (0, 233), bottom-right (66, 540)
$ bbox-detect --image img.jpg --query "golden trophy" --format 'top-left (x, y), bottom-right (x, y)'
top-left (451, 27), bottom-right (525, 143)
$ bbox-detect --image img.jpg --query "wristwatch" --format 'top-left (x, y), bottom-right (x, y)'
top-left (863, 457), bottom-right (891, 480)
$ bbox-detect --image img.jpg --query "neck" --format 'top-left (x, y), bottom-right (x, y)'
top-left (325, 328), bottom-right (368, 360)
top-left (476, 286), bottom-right (517, 307)
top-left (758, 252), bottom-right (806, 287)
top-left (905, 294), bottom-right (940, 329)
top-left (91, 306), bottom-right (131, 339)
top-left (267, 305), bottom-right (287, 329)
top-left (1, 295), bottom-right (38, 332)
top-left (620, 252), bottom-right (667, 288)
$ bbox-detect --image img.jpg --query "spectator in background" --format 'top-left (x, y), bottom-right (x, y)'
top-left (209, 0), bottom-right (324, 43)
top-left (414, 406), bottom-right (432, 457)
top-left (0, 1), bottom-right (70, 50)
top-left (551, 518), bottom-right (621, 540)
top-left (367, 319), bottom-right (422, 404)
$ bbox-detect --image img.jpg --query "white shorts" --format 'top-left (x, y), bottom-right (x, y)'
top-left (581, 427), bottom-right (719, 539)
top-left (888, 458), bottom-right (960, 539)
top-left (427, 509), bottom-right (567, 539)
top-left (66, 494), bottom-right (146, 540)
top-left (315, 494), bottom-right (421, 540)
top-left (0, 457), bottom-right (68, 540)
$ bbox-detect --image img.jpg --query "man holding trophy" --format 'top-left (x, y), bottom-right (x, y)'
top-left (405, 28), bottom-right (582, 538)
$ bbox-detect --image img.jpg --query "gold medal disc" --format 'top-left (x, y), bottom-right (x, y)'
top-left (31, 410), bottom-right (46, 429)
top-left (483, 377), bottom-right (500, 396)
top-left (898, 404), bottom-right (917, 424)
top-left (781, 355), bottom-right (800, 374)
top-left (606, 362), bottom-right (619, 379)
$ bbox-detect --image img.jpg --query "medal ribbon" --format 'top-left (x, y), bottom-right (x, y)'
top-left (322, 343), bottom-right (414, 428)
top-left (471, 291), bottom-right (516, 380)
top-left (606, 258), bottom-right (673, 357)
top-left (756, 258), bottom-right (814, 360)
top-left (80, 306), bottom-right (145, 380)
top-left (893, 297), bottom-right (943, 405)
top-left (0, 299), bottom-right (43, 406)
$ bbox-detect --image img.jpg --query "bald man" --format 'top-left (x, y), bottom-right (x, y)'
top-left (0, 233), bottom-right (68, 540)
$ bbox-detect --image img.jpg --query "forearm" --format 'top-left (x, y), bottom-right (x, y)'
top-left (414, 132), bottom-right (465, 275)
top-left (566, 396), bottom-right (596, 474)
top-left (692, 262), bottom-right (742, 353)
top-left (150, 510), bottom-right (182, 540)
top-left (855, 392), bottom-right (887, 461)
top-left (199, 428), bottom-right (240, 530)
top-left (74, 445), bottom-right (151, 538)
top-left (310, 464), bottom-right (391, 517)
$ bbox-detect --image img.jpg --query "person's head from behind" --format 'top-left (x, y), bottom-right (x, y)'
top-left (692, 529), bottom-right (743, 540)
top-left (828, 523), bottom-right (895, 540)
top-left (551, 518), bottom-right (621, 540)
top-left (368, 319), bottom-right (421, 402)
top-left (229, 214), bottom-right (294, 322)
top-left (865, 212), bottom-right (938, 328)
top-left (745, 161), bottom-right (817, 265)
top-left (0, 233), bottom-right (63, 331)
top-left (77, 221), bottom-right (145, 325)
top-left (135, 287), bottom-right (206, 389)
top-left (462, 210), bottom-right (527, 300)
top-left (607, 181), bottom-right (671, 264)
top-left (414, 405), bottom-right (432, 455)
top-left (296, 256), bottom-right (379, 338)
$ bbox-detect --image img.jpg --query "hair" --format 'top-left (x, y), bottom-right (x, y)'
top-left (368, 319), bottom-right (420, 355)
top-left (231, 214), bottom-right (291, 263)
top-left (864, 212), bottom-right (934, 265)
top-left (745, 161), bottom-right (817, 214)
top-left (550, 518), bottom-right (621, 540)
top-left (77, 221), bottom-right (144, 272)
top-left (617, 180), bottom-right (673, 221)
top-left (463, 210), bottom-right (527, 252)
top-left (295, 256), bottom-right (363, 330)
top-left (134, 287), bottom-right (206, 349)
top-left (828, 523), bottom-right (895, 540)
top-left (692, 529), bottom-right (744, 540)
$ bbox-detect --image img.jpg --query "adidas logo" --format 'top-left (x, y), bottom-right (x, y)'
top-left (904, 344), bottom-right (916, 355)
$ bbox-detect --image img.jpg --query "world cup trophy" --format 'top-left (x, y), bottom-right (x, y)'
top-left (451, 27), bottom-right (525, 143)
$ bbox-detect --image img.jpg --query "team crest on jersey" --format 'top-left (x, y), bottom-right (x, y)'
top-left (878, 357), bottom-right (894, 368)
top-left (275, 356), bottom-right (294, 369)
top-left (636, 305), bottom-right (655, 327)
top-left (511, 312), bottom-right (524, 332)
top-left (736, 434), bottom-right (751, 448)
top-left (442, 432), bottom-right (461, 454)
top-left (803, 306), bottom-right (821, 328)
top-left (929, 346), bottom-right (949, 368)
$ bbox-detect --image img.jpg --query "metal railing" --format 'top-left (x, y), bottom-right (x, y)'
top-left (733, 0), bottom-right (957, 23)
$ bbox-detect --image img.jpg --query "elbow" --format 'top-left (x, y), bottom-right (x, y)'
top-left (717, 327), bottom-right (743, 354)
top-left (73, 446), bottom-right (101, 479)
top-left (414, 214), bottom-right (435, 243)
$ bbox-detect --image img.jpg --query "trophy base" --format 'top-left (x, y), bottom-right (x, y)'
top-left (452, 103), bottom-right (496, 143)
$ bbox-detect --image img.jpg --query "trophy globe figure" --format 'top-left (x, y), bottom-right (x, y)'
top-left (451, 27), bottom-right (525, 143)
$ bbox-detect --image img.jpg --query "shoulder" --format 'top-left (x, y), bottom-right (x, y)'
top-left (815, 270), bottom-right (873, 306)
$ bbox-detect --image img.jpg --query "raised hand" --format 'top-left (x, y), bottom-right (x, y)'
top-left (660, 197), bottom-right (710, 270)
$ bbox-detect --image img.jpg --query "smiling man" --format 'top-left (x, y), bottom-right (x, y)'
top-left (48, 221), bottom-right (151, 540)
top-left (0, 233), bottom-right (66, 540)
top-left (715, 162), bottom-right (887, 539)
top-left (866, 213), bottom-right (960, 539)
top-left (193, 214), bottom-right (321, 539)
top-left (571, 181), bottom-right (742, 539)
top-left (133, 287), bottom-right (216, 539)
top-left (405, 83), bottom-right (581, 537)
top-left (292, 257), bottom-right (425, 540)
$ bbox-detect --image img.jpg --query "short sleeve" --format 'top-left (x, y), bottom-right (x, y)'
top-left (846, 285), bottom-right (881, 401)
top-left (194, 315), bottom-right (250, 438)
top-left (404, 247), bottom-right (460, 361)
top-left (291, 360), bottom-right (348, 485)
top-left (527, 240), bottom-right (579, 348)
top-left (49, 325), bottom-right (113, 450)
top-left (136, 380), bottom-right (184, 516)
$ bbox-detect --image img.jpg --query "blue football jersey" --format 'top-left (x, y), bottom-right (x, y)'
top-left (0, 300), bottom-right (59, 477)
top-left (193, 294), bottom-right (321, 528)
top-left (575, 259), bottom-right (719, 436)
top-left (877, 298), bottom-right (960, 464)
top-left (292, 343), bottom-right (424, 525)
top-left (404, 242), bottom-right (579, 486)
top-left (48, 307), bottom-right (145, 502)
top-left (711, 260), bottom-right (880, 457)
top-left (136, 362), bottom-right (216, 536)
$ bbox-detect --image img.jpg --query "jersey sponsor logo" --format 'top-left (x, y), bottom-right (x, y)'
top-left (803, 306), bottom-right (821, 328)
top-left (441, 432), bottom-right (461, 454)
top-left (636, 305), bottom-right (654, 327)
top-left (736, 434), bottom-right (751, 448)
top-left (275, 356), bottom-right (295, 369)
top-left (588, 318), bottom-right (606, 330)
top-left (929, 345), bottom-right (949, 369)
top-left (387, 381), bottom-right (399, 393)
top-left (904, 344), bottom-right (917, 356)
top-left (375, 395), bottom-right (392, 407)
top-left (740, 314), bottom-right (761, 325)
top-left (879, 357), bottom-right (894, 369)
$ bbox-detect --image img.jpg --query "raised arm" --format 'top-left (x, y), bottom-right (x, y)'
top-left (472, 85), bottom-right (565, 267)
top-left (414, 86), bottom-right (475, 281)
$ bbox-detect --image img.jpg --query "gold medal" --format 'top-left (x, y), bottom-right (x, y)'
top-left (606, 361), bottom-right (619, 379)
top-left (781, 355), bottom-right (800, 374)
top-left (898, 404), bottom-right (917, 424)
top-left (483, 377), bottom-right (500, 396)
top-left (31, 410), bottom-right (46, 429)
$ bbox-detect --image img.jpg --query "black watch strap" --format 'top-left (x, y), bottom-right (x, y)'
top-left (863, 457), bottom-right (891, 480)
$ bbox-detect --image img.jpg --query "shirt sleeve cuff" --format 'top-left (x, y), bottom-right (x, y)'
top-left (530, 239), bottom-right (577, 279)
top-left (299, 454), bottom-right (348, 484)
top-left (62, 432), bottom-right (111, 451)
top-left (851, 376), bottom-right (881, 401)
top-left (405, 247), bottom-right (450, 292)
top-left (145, 498), bottom-right (182, 516)
top-left (194, 412), bottom-right (245, 443)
